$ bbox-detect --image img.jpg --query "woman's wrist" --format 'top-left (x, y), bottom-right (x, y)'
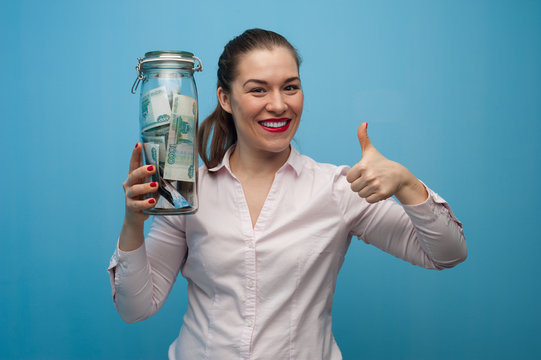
top-left (119, 216), bottom-right (145, 252)
top-left (395, 169), bottom-right (428, 206)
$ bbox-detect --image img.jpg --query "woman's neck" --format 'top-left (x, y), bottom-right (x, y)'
top-left (230, 144), bottom-right (291, 179)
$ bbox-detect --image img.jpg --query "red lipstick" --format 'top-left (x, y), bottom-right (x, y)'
top-left (258, 118), bottom-right (291, 133)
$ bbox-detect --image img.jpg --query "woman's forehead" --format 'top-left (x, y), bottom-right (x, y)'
top-left (234, 47), bottom-right (299, 82)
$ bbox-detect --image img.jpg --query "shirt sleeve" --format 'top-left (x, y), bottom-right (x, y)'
top-left (107, 214), bottom-right (188, 323)
top-left (333, 166), bottom-right (467, 270)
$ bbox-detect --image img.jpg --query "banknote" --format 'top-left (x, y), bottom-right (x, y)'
top-left (162, 94), bottom-right (196, 183)
top-left (142, 142), bottom-right (161, 184)
top-left (163, 142), bottom-right (195, 182)
top-left (167, 86), bottom-right (181, 108)
top-left (141, 86), bottom-right (172, 132)
top-left (162, 179), bottom-right (191, 209)
top-left (141, 134), bottom-right (167, 165)
top-left (173, 93), bottom-right (196, 117)
top-left (169, 94), bottom-right (196, 144)
top-left (143, 142), bottom-right (191, 208)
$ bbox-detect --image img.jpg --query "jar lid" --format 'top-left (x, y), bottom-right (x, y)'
top-left (141, 50), bottom-right (200, 71)
top-left (144, 50), bottom-right (194, 58)
top-left (131, 50), bottom-right (203, 93)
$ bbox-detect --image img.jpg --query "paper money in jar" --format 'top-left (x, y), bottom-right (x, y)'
top-left (131, 51), bottom-right (203, 215)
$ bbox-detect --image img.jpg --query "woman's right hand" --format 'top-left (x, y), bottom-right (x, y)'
top-left (123, 142), bottom-right (159, 227)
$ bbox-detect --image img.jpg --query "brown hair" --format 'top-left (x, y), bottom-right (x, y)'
top-left (198, 28), bottom-right (302, 169)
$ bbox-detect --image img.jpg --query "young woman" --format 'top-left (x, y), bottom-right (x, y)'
top-left (109, 28), bottom-right (467, 360)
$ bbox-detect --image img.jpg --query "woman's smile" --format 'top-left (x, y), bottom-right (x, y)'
top-left (258, 118), bottom-right (291, 132)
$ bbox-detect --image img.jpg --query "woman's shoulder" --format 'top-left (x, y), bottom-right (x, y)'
top-left (294, 150), bottom-right (350, 178)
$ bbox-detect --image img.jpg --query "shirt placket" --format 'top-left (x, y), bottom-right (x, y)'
top-left (235, 181), bottom-right (257, 360)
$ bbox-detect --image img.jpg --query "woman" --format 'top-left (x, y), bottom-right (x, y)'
top-left (109, 28), bottom-right (467, 360)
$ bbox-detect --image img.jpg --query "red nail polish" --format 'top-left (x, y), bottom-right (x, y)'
top-left (150, 182), bottom-right (157, 187)
top-left (147, 165), bottom-right (154, 172)
top-left (135, 142), bottom-right (138, 149)
top-left (148, 198), bottom-right (155, 204)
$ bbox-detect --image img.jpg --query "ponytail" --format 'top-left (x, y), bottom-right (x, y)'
top-left (198, 104), bottom-right (237, 169)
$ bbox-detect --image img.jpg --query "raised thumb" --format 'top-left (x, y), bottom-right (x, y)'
top-left (357, 122), bottom-right (372, 153)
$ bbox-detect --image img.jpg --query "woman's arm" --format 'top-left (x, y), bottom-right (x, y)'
top-left (350, 185), bottom-right (467, 270)
top-left (108, 215), bottom-right (188, 323)
top-left (119, 142), bottom-right (159, 251)
top-left (108, 143), bottom-right (187, 323)
top-left (342, 123), bottom-right (466, 269)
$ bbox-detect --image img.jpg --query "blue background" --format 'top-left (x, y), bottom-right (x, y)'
top-left (1, 0), bottom-right (540, 359)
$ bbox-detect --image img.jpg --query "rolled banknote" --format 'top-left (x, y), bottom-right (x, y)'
top-left (141, 86), bottom-right (172, 132)
top-left (142, 143), bottom-right (161, 184)
top-left (141, 133), bottom-right (167, 165)
top-left (167, 86), bottom-right (181, 108)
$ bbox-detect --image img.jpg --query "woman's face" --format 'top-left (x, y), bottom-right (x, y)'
top-left (218, 46), bottom-right (303, 157)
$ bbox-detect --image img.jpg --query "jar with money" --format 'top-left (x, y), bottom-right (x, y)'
top-left (131, 51), bottom-right (203, 215)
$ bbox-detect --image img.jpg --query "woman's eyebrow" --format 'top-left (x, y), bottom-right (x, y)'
top-left (284, 76), bottom-right (301, 83)
top-left (243, 77), bottom-right (300, 87)
top-left (243, 79), bottom-right (267, 87)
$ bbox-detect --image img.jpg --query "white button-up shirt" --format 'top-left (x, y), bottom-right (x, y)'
top-left (108, 146), bottom-right (467, 360)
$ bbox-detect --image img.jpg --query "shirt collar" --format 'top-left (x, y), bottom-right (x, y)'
top-left (208, 145), bottom-right (304, 177)
top-left (208, 146), bottom-right (235, 174)
top-left (284, 146), bottom-right (303, 176)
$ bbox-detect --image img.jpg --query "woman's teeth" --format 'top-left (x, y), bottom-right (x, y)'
top-left (260, 120), bottom-right (288, 128)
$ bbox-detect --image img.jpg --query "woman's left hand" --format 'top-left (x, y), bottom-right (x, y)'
top-left (346, 123), bottom-right (428, 205)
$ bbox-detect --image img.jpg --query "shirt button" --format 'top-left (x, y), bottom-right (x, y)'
top-left (247, 242), bottom-right (254, 248)
top-left (247, 319), bottom-right (253, 327)
top-left (247, 280), bottom-right (254, 288)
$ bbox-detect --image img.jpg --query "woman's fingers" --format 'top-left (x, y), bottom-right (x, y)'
top-left (125, 165), bottom-right (156, 188)
top-left (125, 182), bottom-right (158, 215)
top-left (349, 170), bottom-right (394, 203)
top-left (346, 163), bottom-right (364, 184)
top-left (123, 143), bottom-right (157, 223)
top-left (125, 182), bottom-right (159, 199)
top-left (350, 177), bottom-right (375, 198)
top-left (126, 197), bottom-right (157, 211)
top-left (129, 142), bottom-right (143, 174)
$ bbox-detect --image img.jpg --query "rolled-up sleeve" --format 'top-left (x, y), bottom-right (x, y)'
top-left (107, 214), bottom-right (188, 323)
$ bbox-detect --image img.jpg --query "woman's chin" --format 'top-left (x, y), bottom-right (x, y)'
top-left (260, 139), bottom-right (293, 154)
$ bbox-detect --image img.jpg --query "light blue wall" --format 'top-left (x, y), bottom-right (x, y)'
top-left (1, 0), bottom-right (540, 359)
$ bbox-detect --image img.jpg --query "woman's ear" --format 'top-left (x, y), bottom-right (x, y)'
top-left (217, 87), bottom-right (232, 114)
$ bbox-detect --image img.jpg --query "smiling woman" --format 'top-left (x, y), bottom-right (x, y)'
top-left (199, 29), bottom-right (304, 170)
top-left (217, 47), bottom-right (304, 172)
top-left (109, 28), bottom-right (467, 360)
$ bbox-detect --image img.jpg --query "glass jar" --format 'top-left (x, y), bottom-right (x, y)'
top-left (131, 51), bottom-right (203, 215)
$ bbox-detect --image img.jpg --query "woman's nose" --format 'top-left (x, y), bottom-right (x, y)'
top-left (265, 91), bottom-right (287, 114)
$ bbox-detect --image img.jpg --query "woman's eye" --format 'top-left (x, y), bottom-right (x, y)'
top-left (284, 84), bottom-right (300, 91)
top-left (250, 88), bottom-right (265, 93)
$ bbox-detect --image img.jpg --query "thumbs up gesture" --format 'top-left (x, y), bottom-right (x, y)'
top-left (346, 123), bottom-right (428, 205)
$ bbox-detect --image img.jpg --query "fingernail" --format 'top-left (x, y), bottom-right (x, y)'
top-left (147, 165), bottom-right (154, 172)
top-left (148, 198), bottom-right (155, 204)
top-left (150, 182), bottom-right (157, 187)
top-left (135, 142), bottom-right (138, 149)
